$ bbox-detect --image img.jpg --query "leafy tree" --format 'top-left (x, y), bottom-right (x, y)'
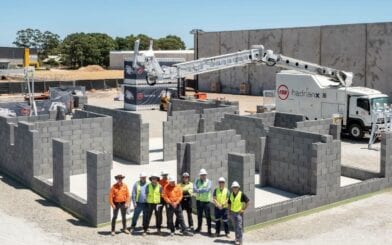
top-left (155, 35), bottom-right (186, 50)
top-left (61, 32), bottom-right (115, 68)
top-left (13, 28), bottom-right (61, 59)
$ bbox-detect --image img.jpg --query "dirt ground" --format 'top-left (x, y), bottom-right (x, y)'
top-left (1, 68), bottom-right (123, 82)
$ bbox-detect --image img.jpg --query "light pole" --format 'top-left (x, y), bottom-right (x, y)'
top-left (190, 29), bottom-right (204, 90)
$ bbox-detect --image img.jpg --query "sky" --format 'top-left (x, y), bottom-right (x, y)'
top-left (0, 0), bottom-right (391, 49)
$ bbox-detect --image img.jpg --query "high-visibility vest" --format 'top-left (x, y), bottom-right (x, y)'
top-left (230, 191), bottom-right (243, 212)
top-left (215, 187), bottom-right (228, 208)
top-left (196, 179), bottom-right (211, 202)
top-left (135, 181), bottom-right (143, 202)
top-left (147, 184), bottom-right (161, 204)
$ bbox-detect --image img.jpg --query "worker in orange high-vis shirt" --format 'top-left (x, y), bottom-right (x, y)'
top-left (163, 176), bottom-right (192, 236)
top-left (109, 174), bottom-right (130, 236)
top-left (159, 170), bottom-right (169, 228)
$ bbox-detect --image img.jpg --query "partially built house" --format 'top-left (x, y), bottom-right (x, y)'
top-left (0, 98), bottom-right (391, 228)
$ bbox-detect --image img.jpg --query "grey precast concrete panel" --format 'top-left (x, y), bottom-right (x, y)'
top-left (366, 23), bottom-right (392, 97)
top-left (320, 24), bottom-right (367, 86)
top-left (248, 29), bottom-right (283, 94)
top-left (282, 27), bottom-right (321, 64)
top-left (219, 31), bottom-right (249, 94)
top-left (198, 32), bottom-right (220, 92)
top-left (83, 105), bottom-right (149, 165)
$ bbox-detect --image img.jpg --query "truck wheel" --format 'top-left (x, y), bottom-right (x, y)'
top-left (349, 124), bottom-right (364, 139)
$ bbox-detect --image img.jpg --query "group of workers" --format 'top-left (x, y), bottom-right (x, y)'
top-left (109, 168), bottom-right (250, 245)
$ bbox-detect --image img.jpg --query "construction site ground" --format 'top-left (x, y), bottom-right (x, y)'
top-left (1, 67), bottom-right (123, 82)
top-left (0, 89), bottom-right (390, 245)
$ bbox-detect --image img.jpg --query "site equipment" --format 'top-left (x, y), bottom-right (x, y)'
top-left (133, 41), bottom-right (389, 139)
top-left (0, 67), bottom-right (37, 116)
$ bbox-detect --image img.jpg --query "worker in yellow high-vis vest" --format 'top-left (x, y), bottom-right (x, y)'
top-left (193, 168), bottom-right (213, 236)
top-left (143, 173), bottom-right (163, 236)
top-left (213, 177), bottom-right (230, 237)
top-left (228, 181), bottom-right (250, 245)
top-left (175, 172), bottom-right (194, 230)
top-left (130, 172), bottom-right (148, 234)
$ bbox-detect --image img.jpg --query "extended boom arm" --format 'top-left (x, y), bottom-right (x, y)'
top-left (133, 41), bottom-right (353, 87)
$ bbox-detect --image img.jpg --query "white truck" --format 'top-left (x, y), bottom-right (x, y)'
top-left (276, 70), bottom-right (389, 139)
top-left (132, 40), bottom-right (389, 139)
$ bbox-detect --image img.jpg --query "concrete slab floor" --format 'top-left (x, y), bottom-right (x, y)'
top-left (254, 186), bottom-right (298, 208)
top-left (340, 176), bottom-right (362, 187)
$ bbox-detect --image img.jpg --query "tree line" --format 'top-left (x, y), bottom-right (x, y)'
top-left (13, 28), bottom-right (186, 68)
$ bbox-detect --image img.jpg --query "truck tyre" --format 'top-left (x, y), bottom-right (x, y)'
top-left (349, 123), bottom-right (364, 139)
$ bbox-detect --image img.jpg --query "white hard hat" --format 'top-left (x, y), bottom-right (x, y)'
top-left (182, 172), bottom-right (190, 177)
top-left (199, 168), bottom-right (208, 175)
top-left (139, 172), bottom-right (147, 178)
top-left (161, 170), bottom-right (169, 176)
top-left (218, 177), bottom-right (226, 183)
top-left (150, 173), bottom-right (160, 179)
top-left (231, 181), bottom-right (240, 188)
top-left (168, 176), bottom-right (175, 182)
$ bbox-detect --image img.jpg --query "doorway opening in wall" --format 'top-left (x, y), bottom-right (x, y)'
top-left (340, 137), bottom-right (381, 186)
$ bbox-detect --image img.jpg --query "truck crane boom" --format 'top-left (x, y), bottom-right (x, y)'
top-left (133, 40), bottom-right (353, 87)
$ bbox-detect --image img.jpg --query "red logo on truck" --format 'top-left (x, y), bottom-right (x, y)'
top-left (277, 85), bottom-right (289, 100)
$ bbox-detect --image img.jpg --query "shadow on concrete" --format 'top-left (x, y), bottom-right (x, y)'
top-left (67, 218), bottom-right (90, 227)
top-left (97, 231), bottom-right (112, 236)
top-left (149, 149), bottom-right (163, 153)
top-left (113, 157), bottom-right (138, 166)
top-left (35, 198), bottom-right (57, 207)
top-left (213, 239), bottom-right (234, 244)
top-left (0, 172), bottom-right (27, 190)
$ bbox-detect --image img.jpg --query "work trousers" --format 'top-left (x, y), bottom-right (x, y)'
top-left (144, 203), bottom-right (163, 232)
top-left (131, 202), bottom-right (148, 228)
top-left (111, 202), bottom-right (127, 232)
top-left (167, 204), bottom-right (187, 232)
top-left (214, 207), bottom-right (229, 235)
top-left (175, 198), bottom-right (194, 228)
top-left (231, 212), bottom-right (243, 242)
top-left (196, 200), bottom-right (211, 231)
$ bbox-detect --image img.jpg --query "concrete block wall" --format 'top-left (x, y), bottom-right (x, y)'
top-left (164, 102), bottom-right (238, 161)
top-left (200, 106), bottom-right (239, 132)
top-left (243, 131), bottom-right (392, 228)
top-left (196, 22), bottom-right (392, 98)
top-left (169, 98), bottom-right (239, 114)
top-left (84, 105), bottom-right (149, 164)
top-left (0, 117), bottom-right (112, 226)
top-left (216, 114), bottom-right (267, 171)
top-left (164, 110), bottom-right (200, 161)
top-left (34, 111), bottom-right (112, 177)
top-left (228, 153), bottom-right (255, 214)
top-left (296, 119), bottom-right (341, 140)
top-left (177, 130), bottom-right (246, 190)
top-left (265, 127), bottom-right (337, 195)
top-left (341, 165), bottom-right (380, 181)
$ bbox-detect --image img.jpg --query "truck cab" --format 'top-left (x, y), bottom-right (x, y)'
top-left (346, 88), bottom-right (389, 138)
